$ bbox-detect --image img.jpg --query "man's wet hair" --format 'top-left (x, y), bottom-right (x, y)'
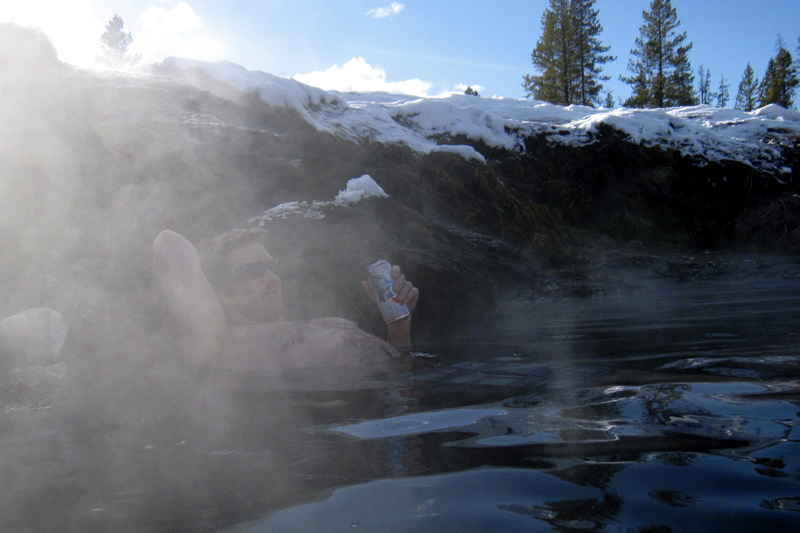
top-left (197, 228), bottom-right (270, 287)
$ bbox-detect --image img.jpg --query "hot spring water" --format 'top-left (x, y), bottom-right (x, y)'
top-left (2, 259), bottom-right (800, 532)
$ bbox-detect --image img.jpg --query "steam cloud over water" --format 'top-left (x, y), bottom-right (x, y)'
top-left (0, 25), bottom-right (521, 528)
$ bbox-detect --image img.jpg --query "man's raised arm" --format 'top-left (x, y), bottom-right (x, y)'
top-left (152, 230), bottom-right (227, 365)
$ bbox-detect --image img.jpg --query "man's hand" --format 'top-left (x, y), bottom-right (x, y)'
top-left (363, 264), bottom-right (418, 351)
top-left (362, 265), bottom-right (418, 313)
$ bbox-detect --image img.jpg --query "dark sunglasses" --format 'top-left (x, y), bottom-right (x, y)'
top-left (230, 259), bottom-right (279, 282)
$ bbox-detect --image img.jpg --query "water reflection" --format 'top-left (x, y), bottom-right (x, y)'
top-left (245, 274), bottom-right (800, 532)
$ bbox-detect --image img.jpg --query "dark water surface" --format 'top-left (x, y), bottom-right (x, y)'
top-left (3, 263), bottom-right (800, 532)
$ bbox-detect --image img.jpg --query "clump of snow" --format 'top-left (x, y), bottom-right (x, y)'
top-left (252, 174), bottom-right (389, 224)
top-left (163, 58), bottom-right (800, 176)
top-left (334, 174), bottom-right (388, 205)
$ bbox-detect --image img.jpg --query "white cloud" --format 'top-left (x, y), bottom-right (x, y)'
top-left (133, 30), bottom-right (227, 64)
top-left (366, 2), bottom-right (405, 19)
top-left (133, 2), bottom-right (226, 65)
top-left (455, 83), bottom-right (485, 95)
top-left (294, 57), bottom-right (432, 96)
top-left (139, 2), bottom-right (204, 35)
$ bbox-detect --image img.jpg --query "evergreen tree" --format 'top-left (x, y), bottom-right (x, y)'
top-left (623, 63), bottom-right (650, 108)
top-left (775, 46), bottom-right (798, 106)
top-left (523, 0), bottom-right (613, 106)
top-left (98, 15), bottom-right (139, 68)
top-left (759, 44), bottom-right (798, 108)
top-left (464, 86), bottom-right (480, 96)
top-left (667, 43), bottom-right (698, 106)
top-left (698, 65), bottom-right (714, 105)
top-left (735, 63), bottom-right (759, 111)
top-left (523, 0), bottom-right (574, 104)
top-left (758, 57), bottom-right (777, 105)
top-left (603, 91), bottom-right (615, 108)
top-left (571, 0), bottom-right (615, 106)
top-left (716, 74), bottom-right (730, 107)
top-left (622, 0), bottom-right (696, 108)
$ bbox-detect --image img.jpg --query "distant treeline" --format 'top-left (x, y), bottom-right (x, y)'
top-left (523, 0), bottom-right (799, 110)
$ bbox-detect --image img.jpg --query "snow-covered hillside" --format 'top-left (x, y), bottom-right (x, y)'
top-left (163, 58), bottom-right (800, 177)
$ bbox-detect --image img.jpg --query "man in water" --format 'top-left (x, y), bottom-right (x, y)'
top-left (152, 229), bottom-right (418, 372)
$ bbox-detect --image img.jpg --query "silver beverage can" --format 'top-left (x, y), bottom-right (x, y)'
top-left (367, 259), bottom-right (410, 324)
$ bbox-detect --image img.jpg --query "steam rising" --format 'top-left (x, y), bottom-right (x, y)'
top-left (0, 25), bottom-right (278, 528)
top-left (0, 25), bottom-right (434, 529)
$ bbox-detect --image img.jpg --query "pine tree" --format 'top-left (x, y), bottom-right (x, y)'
top-left (698, 65), bottom-right (714, 105)
top-left (716, 75), bottom-right (730, 107)
top-left (623, 62), bottom-right (651, 108)
top-left (523, 0), bottom-right (613, 106)
top-left (622, 0), bottom-right (696, 108)
top-left (667, 44), bottom-right (697, 106)
top-left (98, 15), bottom-right (139, 68)
top-left (464, 86), bottom-right (480, 96)
top-left (523, 0), bottom-right (575, 104)
top-left (774, 46), bottom-right (798, 106)
top-left (735, 63), bottom-right (759, 111)
top-left (571, 0), bottom-right (615, 106)
top-left (759, 44), bottom-right (798, 108)
top-left (758, 58), bottom-right (777, 105)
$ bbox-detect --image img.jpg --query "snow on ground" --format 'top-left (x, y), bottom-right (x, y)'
top-left (334, 174), bottom-right (389, 205)
top-left (251, 174), bottom-right (388, 224)
top-left (163, 58), bottom-right (800, 175)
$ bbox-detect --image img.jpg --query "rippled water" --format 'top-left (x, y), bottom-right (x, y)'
top-left (2, 267), bottom-right (800, 532)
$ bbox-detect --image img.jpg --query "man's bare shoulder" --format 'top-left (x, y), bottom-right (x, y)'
top-left (220, 318), bottom-right (401, 370)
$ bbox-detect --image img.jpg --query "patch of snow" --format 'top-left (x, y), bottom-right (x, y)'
top-left (254, 201), bottom-right (307, 221)
top-left (252, 174), bottom-right (390, 224)
top-left (334, 174), bottom-right (388, 205)
top-left (162, 58), bottom-right (800, 176)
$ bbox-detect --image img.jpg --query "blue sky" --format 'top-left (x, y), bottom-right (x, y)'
top-left (2, 1), bottom-right (799, 103)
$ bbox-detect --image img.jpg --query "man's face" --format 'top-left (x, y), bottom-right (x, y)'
top-left (221, 242), bottom-right (284, 324)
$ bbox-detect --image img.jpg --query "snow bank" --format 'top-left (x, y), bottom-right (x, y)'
top-left (162, 58), bottom-right (800, 175)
